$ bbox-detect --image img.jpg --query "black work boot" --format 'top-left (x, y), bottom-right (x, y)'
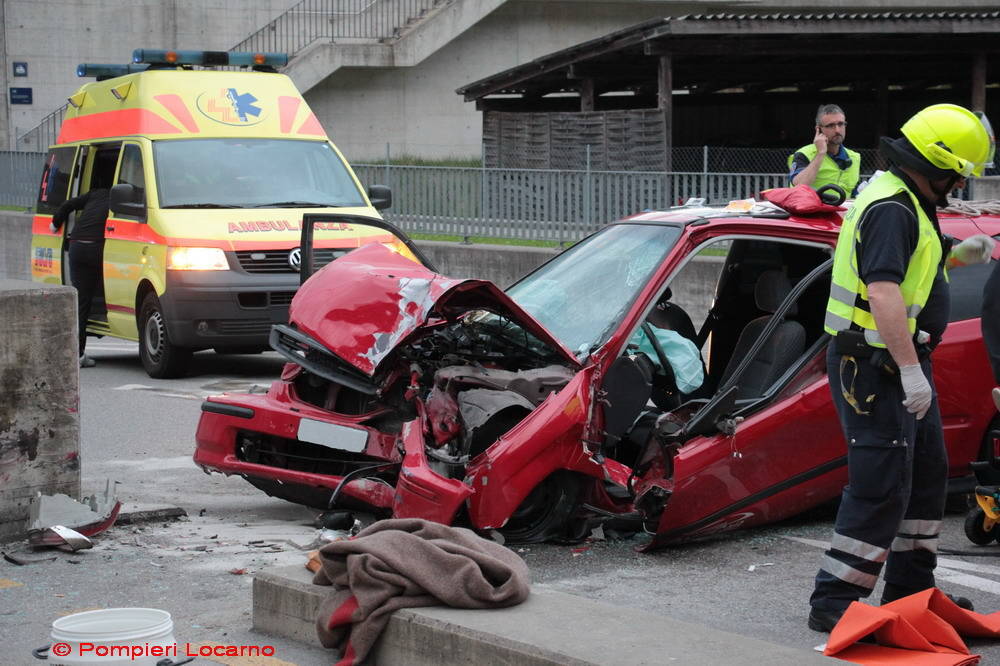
top-left (807, 606), bottom-right (846, 632)
top-left (880, 583), bottom-right (974, 611)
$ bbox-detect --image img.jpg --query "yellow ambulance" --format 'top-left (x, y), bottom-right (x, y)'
top-left (31, 49), bottom-right (395, 378)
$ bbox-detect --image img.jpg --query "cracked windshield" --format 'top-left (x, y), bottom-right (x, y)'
top-left (153, 138), bottom-right (366, 209)
top-left (508, 224), bottom-right (682, 356)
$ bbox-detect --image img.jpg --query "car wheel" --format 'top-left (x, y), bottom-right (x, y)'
top-left (498, 471), bottom-right (581, 544)
top-left (138, 292), bottom-right (191, 378)
top-left (964, 507), bottom-right (998, 545)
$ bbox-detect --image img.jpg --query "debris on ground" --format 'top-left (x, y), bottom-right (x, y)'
top-left (2, 551), bottom-right (58, 565)
top-left (747, 562), bottom-right (775, 572)
top-left (27, 480), bottom-right (121, 548)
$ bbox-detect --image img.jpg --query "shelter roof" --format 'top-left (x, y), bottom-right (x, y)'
top-left (457, 12), bottom-right (1000, 105)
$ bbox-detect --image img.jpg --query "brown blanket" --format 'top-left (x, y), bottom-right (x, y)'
top-left (312, 518), bottom-right (531, 665)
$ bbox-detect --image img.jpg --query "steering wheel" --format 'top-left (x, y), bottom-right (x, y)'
top-left (641, 322), bottom-right (680, 405)
top-left (816, 183), bottom-right (847, 206)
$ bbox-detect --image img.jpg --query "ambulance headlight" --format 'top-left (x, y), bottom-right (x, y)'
top-left (167, 247), bottom-right (229, 271)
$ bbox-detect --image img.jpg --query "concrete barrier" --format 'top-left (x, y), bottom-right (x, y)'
top-left (253, 565), bottom-right (833, 665)
top-left (1, 211), bottom-right (32, 281)
top-left (0, 279), bottom-right (80, 540)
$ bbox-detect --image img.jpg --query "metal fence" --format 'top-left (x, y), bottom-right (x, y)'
top-left (0, 151), bottom-right (44, 209)
top-left (355, 164), bottom-right (786, 242)
top-left (1, 150), bottom-right (785, 239)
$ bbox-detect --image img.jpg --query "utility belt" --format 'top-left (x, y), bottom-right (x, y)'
top-left (833, 328), bottom-right (932, 374)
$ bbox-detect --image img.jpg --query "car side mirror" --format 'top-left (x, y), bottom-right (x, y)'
top-left (367, 184), bottom-right (392, 211)
top-left (110, 183), bottom-right (146, 220)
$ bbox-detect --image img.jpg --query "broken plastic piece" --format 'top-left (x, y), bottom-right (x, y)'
top-left (2, 551), bottom-right (58, 565)
top-left (45, 526), bottom-right (93, 552)
top-left (27, 480), bottom-right (121, 548)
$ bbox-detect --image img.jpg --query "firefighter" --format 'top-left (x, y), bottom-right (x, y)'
top-left (982, 259), bottom-right (1000, 410)
top-left (788, 104), bottom-right (862, 197)
top-left (808, 103), bottom-right (996, 632)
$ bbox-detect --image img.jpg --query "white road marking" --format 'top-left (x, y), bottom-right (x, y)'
top-left (113, 381), bottom-right (270, 401)
top-left (935, 568), bottom-right (1000, 596)
top-left (95, 455), bottom-right (196, 470)
top-left (784, 535), bottom-right (1000, 594)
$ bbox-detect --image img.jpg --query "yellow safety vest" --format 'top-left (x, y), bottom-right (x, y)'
top-left (824, 171), bottom-right (942, 347)
top-left (788, 144), bottom-right (861, 195)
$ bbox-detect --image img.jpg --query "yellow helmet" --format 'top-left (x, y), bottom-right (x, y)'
top-left (900, 104), bottom-right (995, 178)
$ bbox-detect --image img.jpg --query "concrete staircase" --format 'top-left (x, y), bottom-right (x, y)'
top-left (282, 0), bottom-right (508, 93)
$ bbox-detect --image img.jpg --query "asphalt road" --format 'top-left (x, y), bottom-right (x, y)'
top-left (5, 338), bottom-right (1000, 664)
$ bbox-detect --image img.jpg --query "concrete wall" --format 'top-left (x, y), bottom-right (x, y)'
top-left (1, 0), bottom-right (297, 149)
top-left (308, 1), bottom-right (690, 161)
top-left (0, 279), bottom-right (80, 540)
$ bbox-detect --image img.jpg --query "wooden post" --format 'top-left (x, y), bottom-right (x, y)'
top-left (658, 54), bottom-right (673, 186)
top-left (875, 78), bottom-right (889, 158)
top-left (580, 78), bottom-right (595, 113)
top-left (972, 52), bottom-right (987, 113)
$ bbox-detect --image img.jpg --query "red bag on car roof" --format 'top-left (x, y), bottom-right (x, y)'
top-left (761, 184), bottom-right (846, 216)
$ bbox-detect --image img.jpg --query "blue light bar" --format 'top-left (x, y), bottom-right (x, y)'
top-left (77, 63), bottom-right (150, 79)
top-left (132, 49), bottom-right (288, 68)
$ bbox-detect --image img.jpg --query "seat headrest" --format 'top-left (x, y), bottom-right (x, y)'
top-left (755, 270), bottom-right (796, 315)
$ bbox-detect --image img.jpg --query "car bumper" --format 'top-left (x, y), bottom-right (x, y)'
top-left (193, 384), bottom-right (473, 522)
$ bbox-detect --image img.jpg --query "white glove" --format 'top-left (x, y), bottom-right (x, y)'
top-left (899, 364), bottom-right (932, 420)
top-left (48, 222), bottom-right (58, 234)
top-left (950, 234), bottom-right (995, 266)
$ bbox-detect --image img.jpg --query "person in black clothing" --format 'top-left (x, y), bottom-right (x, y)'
top-left (50, 186), bottom-right (110, 367)
top-left (983, 260), bottom-right (1000, 410)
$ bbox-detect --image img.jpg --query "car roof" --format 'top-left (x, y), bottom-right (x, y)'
top-left (613, 203), bottom-right (1000, 239)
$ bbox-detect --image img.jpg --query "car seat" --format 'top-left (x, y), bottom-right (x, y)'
top-left (646, 287), bottom-right (698, 344)
top-left (718, 270), bottom-right (806, 401)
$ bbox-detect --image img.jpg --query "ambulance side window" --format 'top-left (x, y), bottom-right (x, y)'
top-left (116, 144), bottom-right (146, 220)
top-left (36, 147), bottom-right (77, 214)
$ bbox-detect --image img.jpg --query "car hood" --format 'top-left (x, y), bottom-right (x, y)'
top-left (289, 243), bottom-right (581, 376)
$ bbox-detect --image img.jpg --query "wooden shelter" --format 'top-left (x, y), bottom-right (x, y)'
top-left (456, 12), bottom-right (1000, 171)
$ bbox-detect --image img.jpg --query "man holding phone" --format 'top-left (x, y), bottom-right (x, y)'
top-left (788, 104), bottom-right (861, 197)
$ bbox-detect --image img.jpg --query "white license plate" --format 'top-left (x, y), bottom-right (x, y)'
top-left (297, 418), bottom-right (368, 452)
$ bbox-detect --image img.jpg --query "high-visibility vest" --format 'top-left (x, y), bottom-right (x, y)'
top-left (788, 144), bottom-right (861, 195)
top-left (824, 171), bottom-right (942, 347)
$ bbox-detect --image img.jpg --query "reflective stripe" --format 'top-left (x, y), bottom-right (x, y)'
top-left (829, 282), bottom-right (857, 307)
top-left (864, 329), bottom-right (885, 346)
top-left (899, 519), bottom-right (942, 536)
top-left (891, 536), bottom-right (939, 553)
top-left (831, 533), bottom-right (888, 563)
top-left (821, 554), bottom-right (878, 589)
top-left (824, 311), bottom-right (852, 332)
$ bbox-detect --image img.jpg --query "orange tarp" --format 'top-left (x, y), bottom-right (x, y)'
top-left (824, 589), bottom-right (1000, 665)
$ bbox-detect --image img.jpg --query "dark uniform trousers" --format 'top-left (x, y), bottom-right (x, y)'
top-left (68, 239), bottom-right (104, 356)
top-left (810, 343), bottom-right (948, 612)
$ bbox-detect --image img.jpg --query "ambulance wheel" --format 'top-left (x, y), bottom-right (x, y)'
top-left (964, 508), bottom-right (999, 545)
top-left (139, 293), bottom-right (191, 378)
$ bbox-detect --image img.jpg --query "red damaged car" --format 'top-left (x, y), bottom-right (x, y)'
top-left (194, 205), bottom-right (1000, 547)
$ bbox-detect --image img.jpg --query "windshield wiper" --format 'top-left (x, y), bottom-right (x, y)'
top-left (250, 201), bottom-right (342, 208)
top-left (161, 203), bottom-right (242, 209)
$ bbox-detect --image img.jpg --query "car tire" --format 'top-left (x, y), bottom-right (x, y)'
top-left (498, 471), bottom-right (581, 544)
top-left (138, 292), bottom-right (191, 378)
top-left (964, 507), bottom-right (998, 545)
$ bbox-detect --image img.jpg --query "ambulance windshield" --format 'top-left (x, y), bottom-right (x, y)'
top-left (153, 138), bottom-right (366, 209)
